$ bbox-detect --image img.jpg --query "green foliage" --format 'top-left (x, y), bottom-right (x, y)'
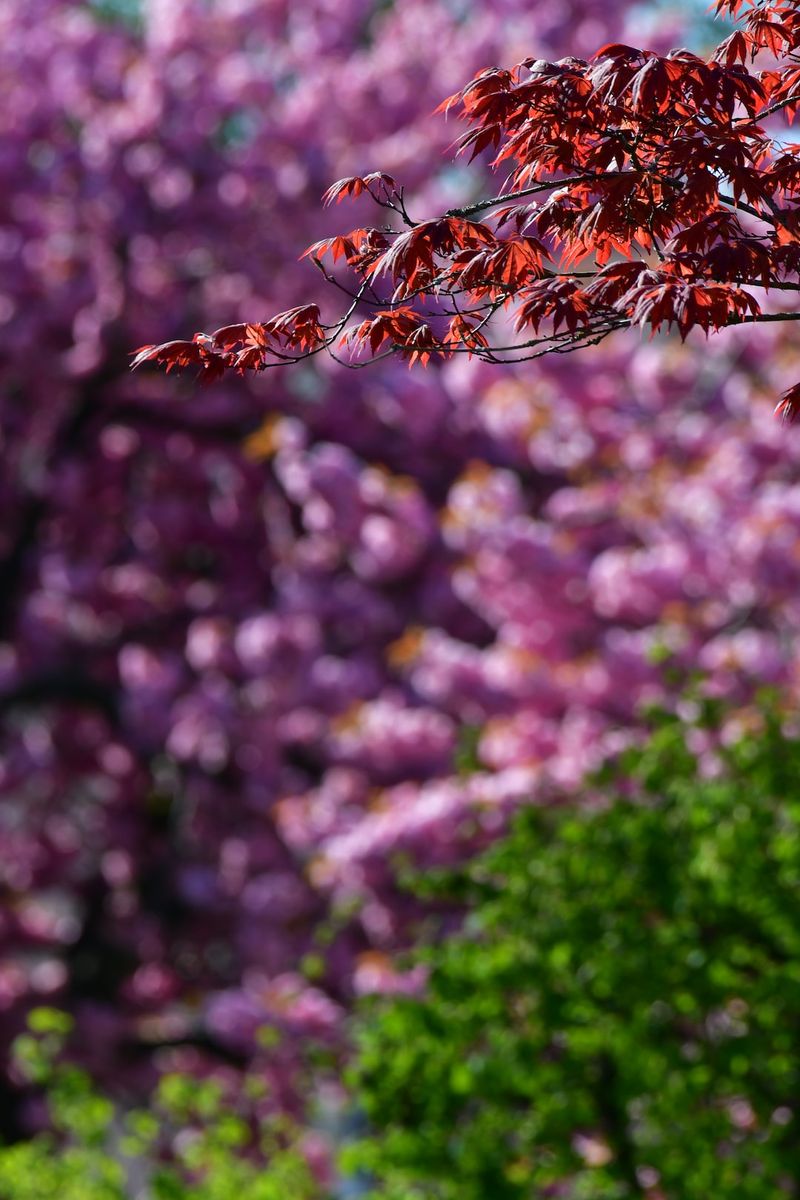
top-left (88, 0), bottom-right (143, 31)
top-left (0, 1010), bottom-right (320, 1200)
top-left (346, 702), bottom-right (800, 1199)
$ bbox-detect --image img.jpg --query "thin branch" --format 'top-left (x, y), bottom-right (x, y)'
top-left (445, 175), bottom-right (590, 219)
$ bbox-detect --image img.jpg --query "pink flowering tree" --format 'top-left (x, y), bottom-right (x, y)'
top-left (7, 0), bottom-right (800, 1167)
top-left (2, 0), bottom-right (664, 1137)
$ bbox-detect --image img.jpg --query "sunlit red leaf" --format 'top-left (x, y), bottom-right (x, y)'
top-left (776, 382), bottom-right (800, 423)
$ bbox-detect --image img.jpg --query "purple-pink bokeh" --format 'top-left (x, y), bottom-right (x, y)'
top-left (2, 0), bottom-right (799, 1137)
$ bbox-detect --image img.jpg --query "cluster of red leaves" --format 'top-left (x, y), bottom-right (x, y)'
top-left (134, 0), bottom-right (800, 419)
top-left (131, 305), bottom-right (325, 379)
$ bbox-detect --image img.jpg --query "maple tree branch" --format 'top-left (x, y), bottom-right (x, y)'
top-left (477, 322), bottom-right (628, 365)
top-left (136, 10), bottom-right (800, 418)
top-left (750, 92), bottom-right (800, 123)
top-left (327, 346), bottom-right (396, 369)
top-left (315, 304), bottom-right (800, 371)
top-left (648, 170), bottom-right (773, 226)
top-left (714, 192), bottom-right (774, 224)
top-left (445, 176), bottom-right (589, 219)
top-left (311, 258), bottom-right (386, 307)
top-left (443, 165), bottom-right (771, 232)
top-left (738, 310), bottom-right (800, 324)
top-left (743, 279), bottom-right (800, 291)
top-left (394, 186), bottom-right (417, 228)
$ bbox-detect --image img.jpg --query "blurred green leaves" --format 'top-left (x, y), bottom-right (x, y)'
top-left (345, 702), bottom-right (800, 1199)
top-left (0, 1011), bottom-right (319, 1200)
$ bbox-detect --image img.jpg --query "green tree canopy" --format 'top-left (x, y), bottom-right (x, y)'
top-left (346, 701), bottom-right (800, 1199)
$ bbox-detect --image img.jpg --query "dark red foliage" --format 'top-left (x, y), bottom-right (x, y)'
top-left (135, 0), bottom-right (800, 413)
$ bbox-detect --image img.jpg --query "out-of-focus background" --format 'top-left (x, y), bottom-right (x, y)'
top-left (3, 0), bottom-right (800, 1193)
